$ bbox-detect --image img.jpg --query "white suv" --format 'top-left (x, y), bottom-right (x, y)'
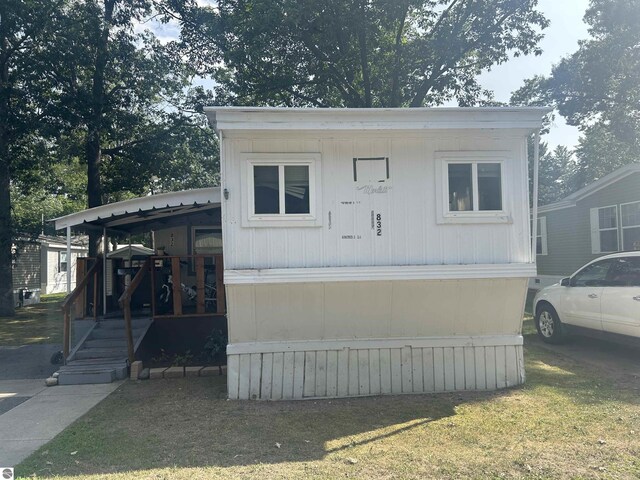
top-left (533, 252), bottom-right (640, 343)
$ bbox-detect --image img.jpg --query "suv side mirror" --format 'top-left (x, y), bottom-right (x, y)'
top-left (560, 277), bottom-right (571, 287)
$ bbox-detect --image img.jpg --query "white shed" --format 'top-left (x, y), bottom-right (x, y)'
top-left (204, 106), bottom-right (548, 400)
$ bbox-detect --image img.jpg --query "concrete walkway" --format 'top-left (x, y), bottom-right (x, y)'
top-left (0, 379), bottom-right (122, 466)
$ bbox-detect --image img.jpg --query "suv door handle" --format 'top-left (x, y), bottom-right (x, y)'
top-left (588, 293), bottom-right (598, 299)
top-left (633, 295), bottom-right (640, 301)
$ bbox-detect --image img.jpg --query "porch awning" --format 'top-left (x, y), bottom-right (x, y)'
top-left (51, 187), bottom-right (221, 235)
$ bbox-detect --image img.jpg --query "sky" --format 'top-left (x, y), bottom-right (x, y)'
top-left (147, 0), bottom-right (592, 151)
top-left (477, 0), bottom-right (591, 150)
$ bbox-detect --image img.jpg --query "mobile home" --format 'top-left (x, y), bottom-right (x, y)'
top-left (204, 107), bottom-right (549, 400)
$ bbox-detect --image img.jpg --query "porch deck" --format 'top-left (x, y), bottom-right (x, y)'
top-left (58, 254), bottom-right (225, 384)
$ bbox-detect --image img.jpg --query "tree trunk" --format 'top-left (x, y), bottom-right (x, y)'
top-left (86, 0), bottom-right (115, 257)
top-left (0, 33), bottom-right (15, 316)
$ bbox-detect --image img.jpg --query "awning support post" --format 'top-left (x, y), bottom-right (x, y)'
top-left (66, 226), bottom-right (72, 294)
top-left (103, 227), bottom-right (107, 317)
top-left (531, 131), bottom-right (540, 263)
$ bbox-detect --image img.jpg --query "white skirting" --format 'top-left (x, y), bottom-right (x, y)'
top-left (226, 336), bottom-right (525, 400)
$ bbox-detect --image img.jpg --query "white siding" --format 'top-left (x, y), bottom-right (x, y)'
top-left (227, 340), bottom-right (524, 400)
top-left (221, 131), bottom-right (531, 271)
top-left (45, 247), bottom-right (86, 294)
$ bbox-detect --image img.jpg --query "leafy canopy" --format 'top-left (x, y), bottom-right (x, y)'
top-left (172, 0), bottom-right (548, 107)
top-left (513, 0), bottom-right (640, 192)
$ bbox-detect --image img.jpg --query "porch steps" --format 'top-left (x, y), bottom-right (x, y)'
top-left (56, 317), bottom-right (153, 385)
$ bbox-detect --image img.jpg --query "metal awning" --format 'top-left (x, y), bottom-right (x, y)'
top-left (51, 187), bottom-right (221, 235)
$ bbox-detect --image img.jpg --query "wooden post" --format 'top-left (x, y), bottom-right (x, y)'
top-left (93, 268), bottom-right (99, 319)
top-left (215, 254), bottom-right (225, 314)
top-left (171, 257), bottom-right (182, 316)
top-left (196, 256), bottom-right (205, 314)
top-left (74, 258), bottom-right (87, 319)
top-left (63, 308), bottom-right (70, 361)
top-left (150, 257), bottom-right (156, 318)
top-left (123, 304), bottom-right (135, 364)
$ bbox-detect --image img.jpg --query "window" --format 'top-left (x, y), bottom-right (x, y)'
top-left (59, 251), bottom-right (68, 273)
top-left (571, 259), bottom-right (614, 287)
top-left (590, 206), bottom-right (619, 253)
top-left (243, 153), bottom-right (322, 227)
top-left (435, 152), bottom-right (509, 224)
top-left (535, 216), bottom-right (548, 255)
top-left (621, 201), bottom-right (640, 251)
top-left (192, 227), bottom-right (223, 255)
top-left (608, 257), bottom-right (640, 287)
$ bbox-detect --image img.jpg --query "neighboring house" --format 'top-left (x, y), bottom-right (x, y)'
top-left (532, 163), bottom-right (640, 290)
top-left (12, 235), bottom-right (88, 306)
top-left (204, 106), bottom-right (548, 400)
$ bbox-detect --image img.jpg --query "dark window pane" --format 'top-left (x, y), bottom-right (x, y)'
top-left (284, 165), bottom-right (310, 214)
top-left (623, 226), bottom-right (640, 251)
top-left (600, 230), bottom-right (618, 252)
top-left (621, 202), bottom-right (640, 227)
top-left (448, 164), bottom-right (473, 211)
top-left (608, 257), bottom-right (640, 286)
top-left (599, 206), bottom-right (617, 229)
top-left (254, 165), bottom-right (280, 214)
top-left (478, 163), bottom-right (502, 211)
top-left (572, 260), bottom-right (613, 287)
top-left (536, 237), bottom-right (543, 254)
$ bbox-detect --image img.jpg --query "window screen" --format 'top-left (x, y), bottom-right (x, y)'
top-left (253, 165), bottom-right (280, 214)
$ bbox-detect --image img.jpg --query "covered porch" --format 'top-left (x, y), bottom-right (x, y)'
top-left (51, 188), bottom-right (225, 383)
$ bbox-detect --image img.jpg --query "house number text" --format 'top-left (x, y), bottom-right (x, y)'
top-left (376, 213), bottom-right (382, 236)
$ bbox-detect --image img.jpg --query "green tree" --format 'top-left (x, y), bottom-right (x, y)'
top-left (44, 0), bottom-right (219, 255)
top-left (0, 0), bottom-right (68, 316)
top-left (169, 0), bottom-right (548, 107)
top-left (514, 0), bottom-right (640, 190)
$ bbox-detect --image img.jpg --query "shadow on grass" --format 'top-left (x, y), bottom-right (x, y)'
top-left (17, 374), bottom-right (525, 478)
top-left (16, 326), bottom-right (640, 479)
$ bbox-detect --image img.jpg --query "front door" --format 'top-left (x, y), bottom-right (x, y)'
top-left (560, 259), bottom-right (615, 330)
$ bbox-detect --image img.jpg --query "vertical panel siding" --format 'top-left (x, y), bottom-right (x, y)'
top-left (228, 343), bottom-right (524, 400)
top-left (223, 132), bottom-right (529, 271)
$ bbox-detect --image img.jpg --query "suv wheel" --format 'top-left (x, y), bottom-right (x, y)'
top-left (535, 304), bottom-right (567, 344)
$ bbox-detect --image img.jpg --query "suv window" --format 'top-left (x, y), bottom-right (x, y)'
top-left (607, 257), bottom-right (640, 287)
top-left (571, 259), bottom-right (615, 287)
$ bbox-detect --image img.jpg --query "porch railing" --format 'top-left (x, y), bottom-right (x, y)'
top-left (60, 253), bottom-right (226, 364)
top-left (150, 254), bottom-right (225, 318)
top-left (61, 257), bottom-right (103, 360)
top-left (118, 257), bottom-right (152, 364)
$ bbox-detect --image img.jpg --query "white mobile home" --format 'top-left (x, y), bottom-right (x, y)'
top-left (205, 107), bottom-right (548, 400)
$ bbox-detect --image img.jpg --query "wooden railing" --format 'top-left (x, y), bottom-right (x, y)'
top-left (61, 257), bottom-right (103, 361)
top-left (61, 253), bottom-right (226, 365)
top-left (150, 254), bottom-right (225, 318)
top-left (118, 257), bottom-right (152, 364)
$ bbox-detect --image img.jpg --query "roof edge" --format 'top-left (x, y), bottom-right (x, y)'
top-left (51, 187), bottom-right (221, 230)
top-left (538, 163), bottom-right (640, 213)
top-left (204, 106), bottom-right (552, 134)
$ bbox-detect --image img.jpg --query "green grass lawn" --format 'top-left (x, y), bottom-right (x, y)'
top-left (16, 331), bottom-right (640, 480)
top-left (0, 293), bottom-right (66, 345)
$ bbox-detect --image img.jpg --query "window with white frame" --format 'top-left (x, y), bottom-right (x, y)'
top-left (242, 153), bottom-right (322, 227)
top-left (435, 152), bottom-right (509, 224)
top-left (192, 227), bottom-right (223, 255)
top-left (59, 251), bottom-right (68, 273)
top-left (621, 201), bottom-right (640, 251)
top-left (536, 216), bottom-right (548, 255)
top-left (590, 205), bottom-right (619, 253)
